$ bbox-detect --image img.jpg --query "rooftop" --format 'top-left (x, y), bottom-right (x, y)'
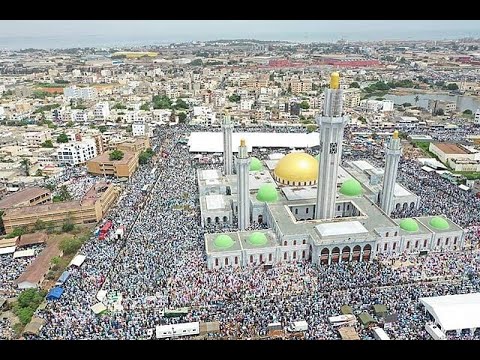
top-left (432, 142), bottom-right (471, 155)
top-left (0, 187), bottom-right (50, 209)
top-left (89, 151), bottom-right (136, 165)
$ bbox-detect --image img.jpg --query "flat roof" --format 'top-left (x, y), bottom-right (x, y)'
top-left (89, 151), bottom-right (136, 165)
top-left (282, 186), bottom-right (317, 201)
top-left (316, 221), bottom-right (369, 237)
top-left (420, 293), bottom-right (480, 332)
top-left (394, 184), bottom-right (413, 197)
top-left (17, 232), bottom-right (48, 248)
top-left (206, 194), bottom-right (225, 210)
top-left (432, 142), bottom-right (469, 155)
top-left (351, 160), bottom-right (374, 172)
top-left (0, 187), bottom-right (50, 209)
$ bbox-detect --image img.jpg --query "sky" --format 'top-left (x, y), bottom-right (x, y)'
top-left (0, 20), bottom-right (479, 49)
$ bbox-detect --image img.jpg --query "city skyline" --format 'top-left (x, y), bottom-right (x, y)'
top-left (0, 20), bottom-right (479, 49)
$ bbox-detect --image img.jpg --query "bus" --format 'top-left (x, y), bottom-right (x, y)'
top-left (372, 326), bottom-right (390, 340)
top-left (155, 322), bottom-right (199, 339)
top-left (425, 324), bottom-right (446, 340)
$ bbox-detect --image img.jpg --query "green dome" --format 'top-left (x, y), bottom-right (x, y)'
top-left (429, 217), bottom-right (450, 230)
top-left (247, 232), bottom-right (268, 246)
top-left (214, 234), bottom-right (234, 249)
top-left (250, 157), bottom-right (263, 171)
top-left (399, 218), bottom-right (419, 232)
top-left (256, 183), bottom-right (278, 202)
top-left (339, 179), bottom-right (363, 197)
top-left (315, 154), bottom-right (320, 161)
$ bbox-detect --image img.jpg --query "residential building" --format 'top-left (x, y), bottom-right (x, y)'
top-left (132, 122), bottom-right (150, 137)
top-left (63, 86), bottom-right (98, 100)
top-left (429, 142), bottom-right (480, 164)
top-left (87, 151), bottom-right (139, 178)
top-left (94, 102), bottom-right (110, 121)
top-left (56, 139), bottom-right (97, 166)
top-left (23, 131), bottom-right (52, 146)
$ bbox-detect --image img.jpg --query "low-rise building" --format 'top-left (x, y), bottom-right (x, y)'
top-left (429, 142), bottom-right (479, 164)
top-left (115, 137), bottom-right (150, 154)
top-left (0, 187), bottom-right (51, 210)
top-left (23, 131), bottom-right (52, 146)
top-left (2, 182), bottom-right (119, 234)
top-left (87, 151), bottom-right (139, 178)
top-left (56, 139), bottom-right (97, 166)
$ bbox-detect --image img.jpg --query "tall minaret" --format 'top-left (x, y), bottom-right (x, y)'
top-left (315, 72), bottom-right (349, 220)
top-left (236, 139), bottom-right (251, 230)
top-left (380, 130), bottom-right (402, 215)
top-left (222, 111), bottom-right (233, 175)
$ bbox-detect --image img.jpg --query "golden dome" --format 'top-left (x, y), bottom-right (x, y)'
top-left (274, 152), bottom-right (319, 185)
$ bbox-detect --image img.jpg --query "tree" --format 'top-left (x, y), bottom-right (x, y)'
top-left (434, 108), bottom-right (445, 116)
top-left (109, 150), bottom-right (124, 161)
top-left (20, 158), bottom-right (30, 176)
top-left (6, 227), bottom-right (26, 238)
top-left (60, 237), bottom-right (82, 255)
top-left (35, 169), bottom-right (43, 177)
top-left (463, 109), bottom-right (473, 115)
top-left (178, 112), bottom-right (187, 123)
top-left (98, 125), bottom-right (107, 133)
top-left (152, 95), bottom-right (172, 109)
top-left (66, 121), bottom-right (74, 128)
top-left (58, 185), bottom-right (72, 201)
top-left (349, 81), bottom-right (360, 88)
top-left (228, 94), bottom-right (241, 103)
top-left (57, 133), bottom-right (69, 143)
top-left (190, 59), bottom-right (203, 66)
top-left (40, 140), bottom-right (54, 148)
top-left (140, 103), bottom-right (150, 111)
top-left (299, 101), bottom-right (310, 110)
top-left (173, 98), bottom-right (188, 110)
top-left (33, 219), bottom-right (46, 230)
top-left (113, 103), bottom-right (127, 110)
top-left (306, 124), bottom-right (317, 133)
top-left (62, 221), bottom-right (75, 233)
top-left (446, 83), bottom-right (459, 91)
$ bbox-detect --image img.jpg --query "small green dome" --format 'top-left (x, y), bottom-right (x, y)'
top-left (315, 154), bottom-right (320, 161)
top-left (256, 183), bottom-right (278, 202)
top-left (214, 234), bottom-right (234, 249)
top-left (339, 179), bottom-right (363, 197)
top-left (247, 232), bottom-right (268, 246)
top-left (429, 217), bottom-right (450, 230)
top-left (399, 218), bottom-right (419, 232)
top-left (250, 157), bottom-right (263, 171)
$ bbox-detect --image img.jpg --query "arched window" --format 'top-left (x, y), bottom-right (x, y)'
top-left (284, 252), bottom-right (287, 260)
top-left (306, 208), bottom-right (309, 214)
top-left (437, 239), bottom-right (441, 246)
top-left (406, 241), bottom-right (410, 249)
top-left (269, 253), bottom-right (272, 262)
top-left (386, 232), bottom-right (389, 237)
top-left (293, 252), bottom-right (296, 259)
top-left (293, 240), bottom-right (297, 246)
top-left (215, 258), bottom-right (219, 266)
top-left (384, 243), bottom-right (388, 251)
top-left (445, 238), bottom-right (449, 246)
top-left (284, 241), bottom-right (287, 246)
top-left (235, 256), bottom-right (238, 265)
top-left (250, 255), bottom-right (254, 263)
top-left (424, 239), bottom-right (427, 248)
top-left (302, 250), bottom-right (306, 259)
top-left (415, 240), bottom-right (419, 248)
top-left (303, 239), bottom-right (306, 245)
top-left (454, 237), bottom-right (458, 245)
top-left (393, 242), bottom-right (396, 250)
top-left (225, 257), bottom-right (229, 265)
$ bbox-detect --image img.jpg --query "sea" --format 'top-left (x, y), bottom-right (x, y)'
top-left (0, 29), bottom-right (479, 50)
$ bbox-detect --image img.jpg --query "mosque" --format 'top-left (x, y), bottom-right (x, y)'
top-left (200, 73), bottom-right (465, 269)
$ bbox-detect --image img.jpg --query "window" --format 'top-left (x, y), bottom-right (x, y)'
top-left (445, 238), bottom-right (449, 246)
top-left (293, 240), bottom-right (297, 246)
top-left (235, 257), bottom-right (238, 265)
top-left (406, 241), bottom-right (410, 249)
top-left (424, 239), bottom-right (427, 248)
top-left (260, 254), bottom-right (263, 263)
top-left (225, 258), bottom-right (229, 265)
top-left (306, 208), bottom-right (309, 214)
top-left (384, 243), bottom-right (388, 251)
top-left (437, 239), bottom-right (441, 246)
top-left (295, 208), bottom-right (298, 215)
top-left (284, 252), bottom-right (287, 260)
top-left (293, 252), bottom-right (296, 259)
top-left (415, 240), bottom-right (419, 248)
top-left (269, 253), bottom-right (272, 262)
top-left (303, 239), bottom-right (306, 245)
top-left (347, 204), bottom-right (350, 210)
top-left (215, 258), bottom-right (219, 266)
top-left (250, 255), bottom-right (254, 263)
top-left (284, 241), bottom-right (287, 246)
top-left (394, 232), bottom-right (398, 236)
top-left (386, 232), bottom-right (389, 237)
top-left (393, 242), bottom-right (396, 250)
top-left (376, 244), bottom-right (379, 252)
top-left (454, 237), bottom-right (458, 245)
top-left (337, 205), bottom-right (341, 211)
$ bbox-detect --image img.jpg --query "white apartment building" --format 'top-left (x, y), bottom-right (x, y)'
top-left (64, 86), bottom-right (98, 100)
top-left (24, 131), bottom-right (52, 146)
top-left (475, 109), bottom-right (480, 125)
top-left (343, 88), bottom-right (361, 108)
top-left (0, 106), bottom-right (5, 120)
top-left (240, 98), bottom-right (255, 110)
top-left (360, 99), bottom-right (394, 112)
top-left (56, 139), bottom-right (97, 166)
top-left (132, 122), bottom-right (151, 137)
top-left (72, 110), bottom-right (88, 123)
top-left (94, 102), bottom-right (110, 121)
top-left (152, 109), bottom-right (172, 124)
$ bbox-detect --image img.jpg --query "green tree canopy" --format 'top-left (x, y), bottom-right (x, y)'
top-left (152, 95), bottom-right (172, 109)
top-left (463, 109), bottom-right (473, 115)
top-left (349, 81), bottom-right (360, 88)
top-left (109, 149), bottom-right (124, 161)
top-left (56, 133), bottom-right (69, 143)
top-left (228, 94), bottom-right (241, 103)
top-left (98, 125), bottom-right (107, 133)
top-left (41, 140), bottom-right (54, 148)
top-left (446, 83), bottom-right (459, 91)
top-left (299, 101), bottom-right (310, 110)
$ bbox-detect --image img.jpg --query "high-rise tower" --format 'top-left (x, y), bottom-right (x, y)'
top-left (380, 130), bottom-right (402, 215)
top-left (222, 111), bottom-right (233, 175)
top-left (236, 139), bottom-right (251, 230)
top-left (315, 72), bottom-right (349, 220)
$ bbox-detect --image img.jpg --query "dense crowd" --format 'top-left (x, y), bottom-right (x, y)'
top-left (3, 123), bottom-right (477, 340)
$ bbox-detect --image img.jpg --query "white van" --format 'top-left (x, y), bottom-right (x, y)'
top-left (425, 324), bottom-right (446, 340)
top-left (287, 321), bottom-right (308, 332)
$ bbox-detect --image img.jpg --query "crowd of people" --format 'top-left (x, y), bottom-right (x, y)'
top-left (1, 122), bottom-right (475, 340)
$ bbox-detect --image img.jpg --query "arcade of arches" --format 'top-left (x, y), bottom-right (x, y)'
top-left (320, 244), bottom-right (372, 265)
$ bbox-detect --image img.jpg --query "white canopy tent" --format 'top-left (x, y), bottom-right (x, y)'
top-left (13, 249), bottom-right (35, 258)
top-left (419, 293), bottom-right (480, 332)
top-left (91, 302), bottom-right (107, 315)
top-left (69, 254), bottom-right (86, 267)
top-left (0, 246), bottom-right (16, 256)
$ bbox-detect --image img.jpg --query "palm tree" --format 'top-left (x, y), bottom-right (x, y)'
top-left (20, 158), bottom-right (30, 176)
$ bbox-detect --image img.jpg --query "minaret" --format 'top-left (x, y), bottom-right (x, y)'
top-left (380, 130), bottom-right (402, 215)
top-left (222, 111), bottom-right (233, 175)
top-left (315, 72), bottom-right (349, 220)
top-left (236, 139), bottom-right (251, 230)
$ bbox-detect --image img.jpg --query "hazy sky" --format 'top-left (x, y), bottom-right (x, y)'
top-left (0, 20), bottom-right (478, 48)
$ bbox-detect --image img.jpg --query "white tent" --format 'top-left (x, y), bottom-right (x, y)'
top-left (459, 184), bottom-right (470, 191)
top-left (0, 246), bottom-right (16, 256)
top-left (13, 249), bottom-right (35, 258)
top-left (69, 254), bottom-right (86, 267)
top-left (421, 166), bottom-right (435, 173)
top-left (91, 302), bottom-right (107, 315)
top-left (419, 293), bottom-right (480, 332)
